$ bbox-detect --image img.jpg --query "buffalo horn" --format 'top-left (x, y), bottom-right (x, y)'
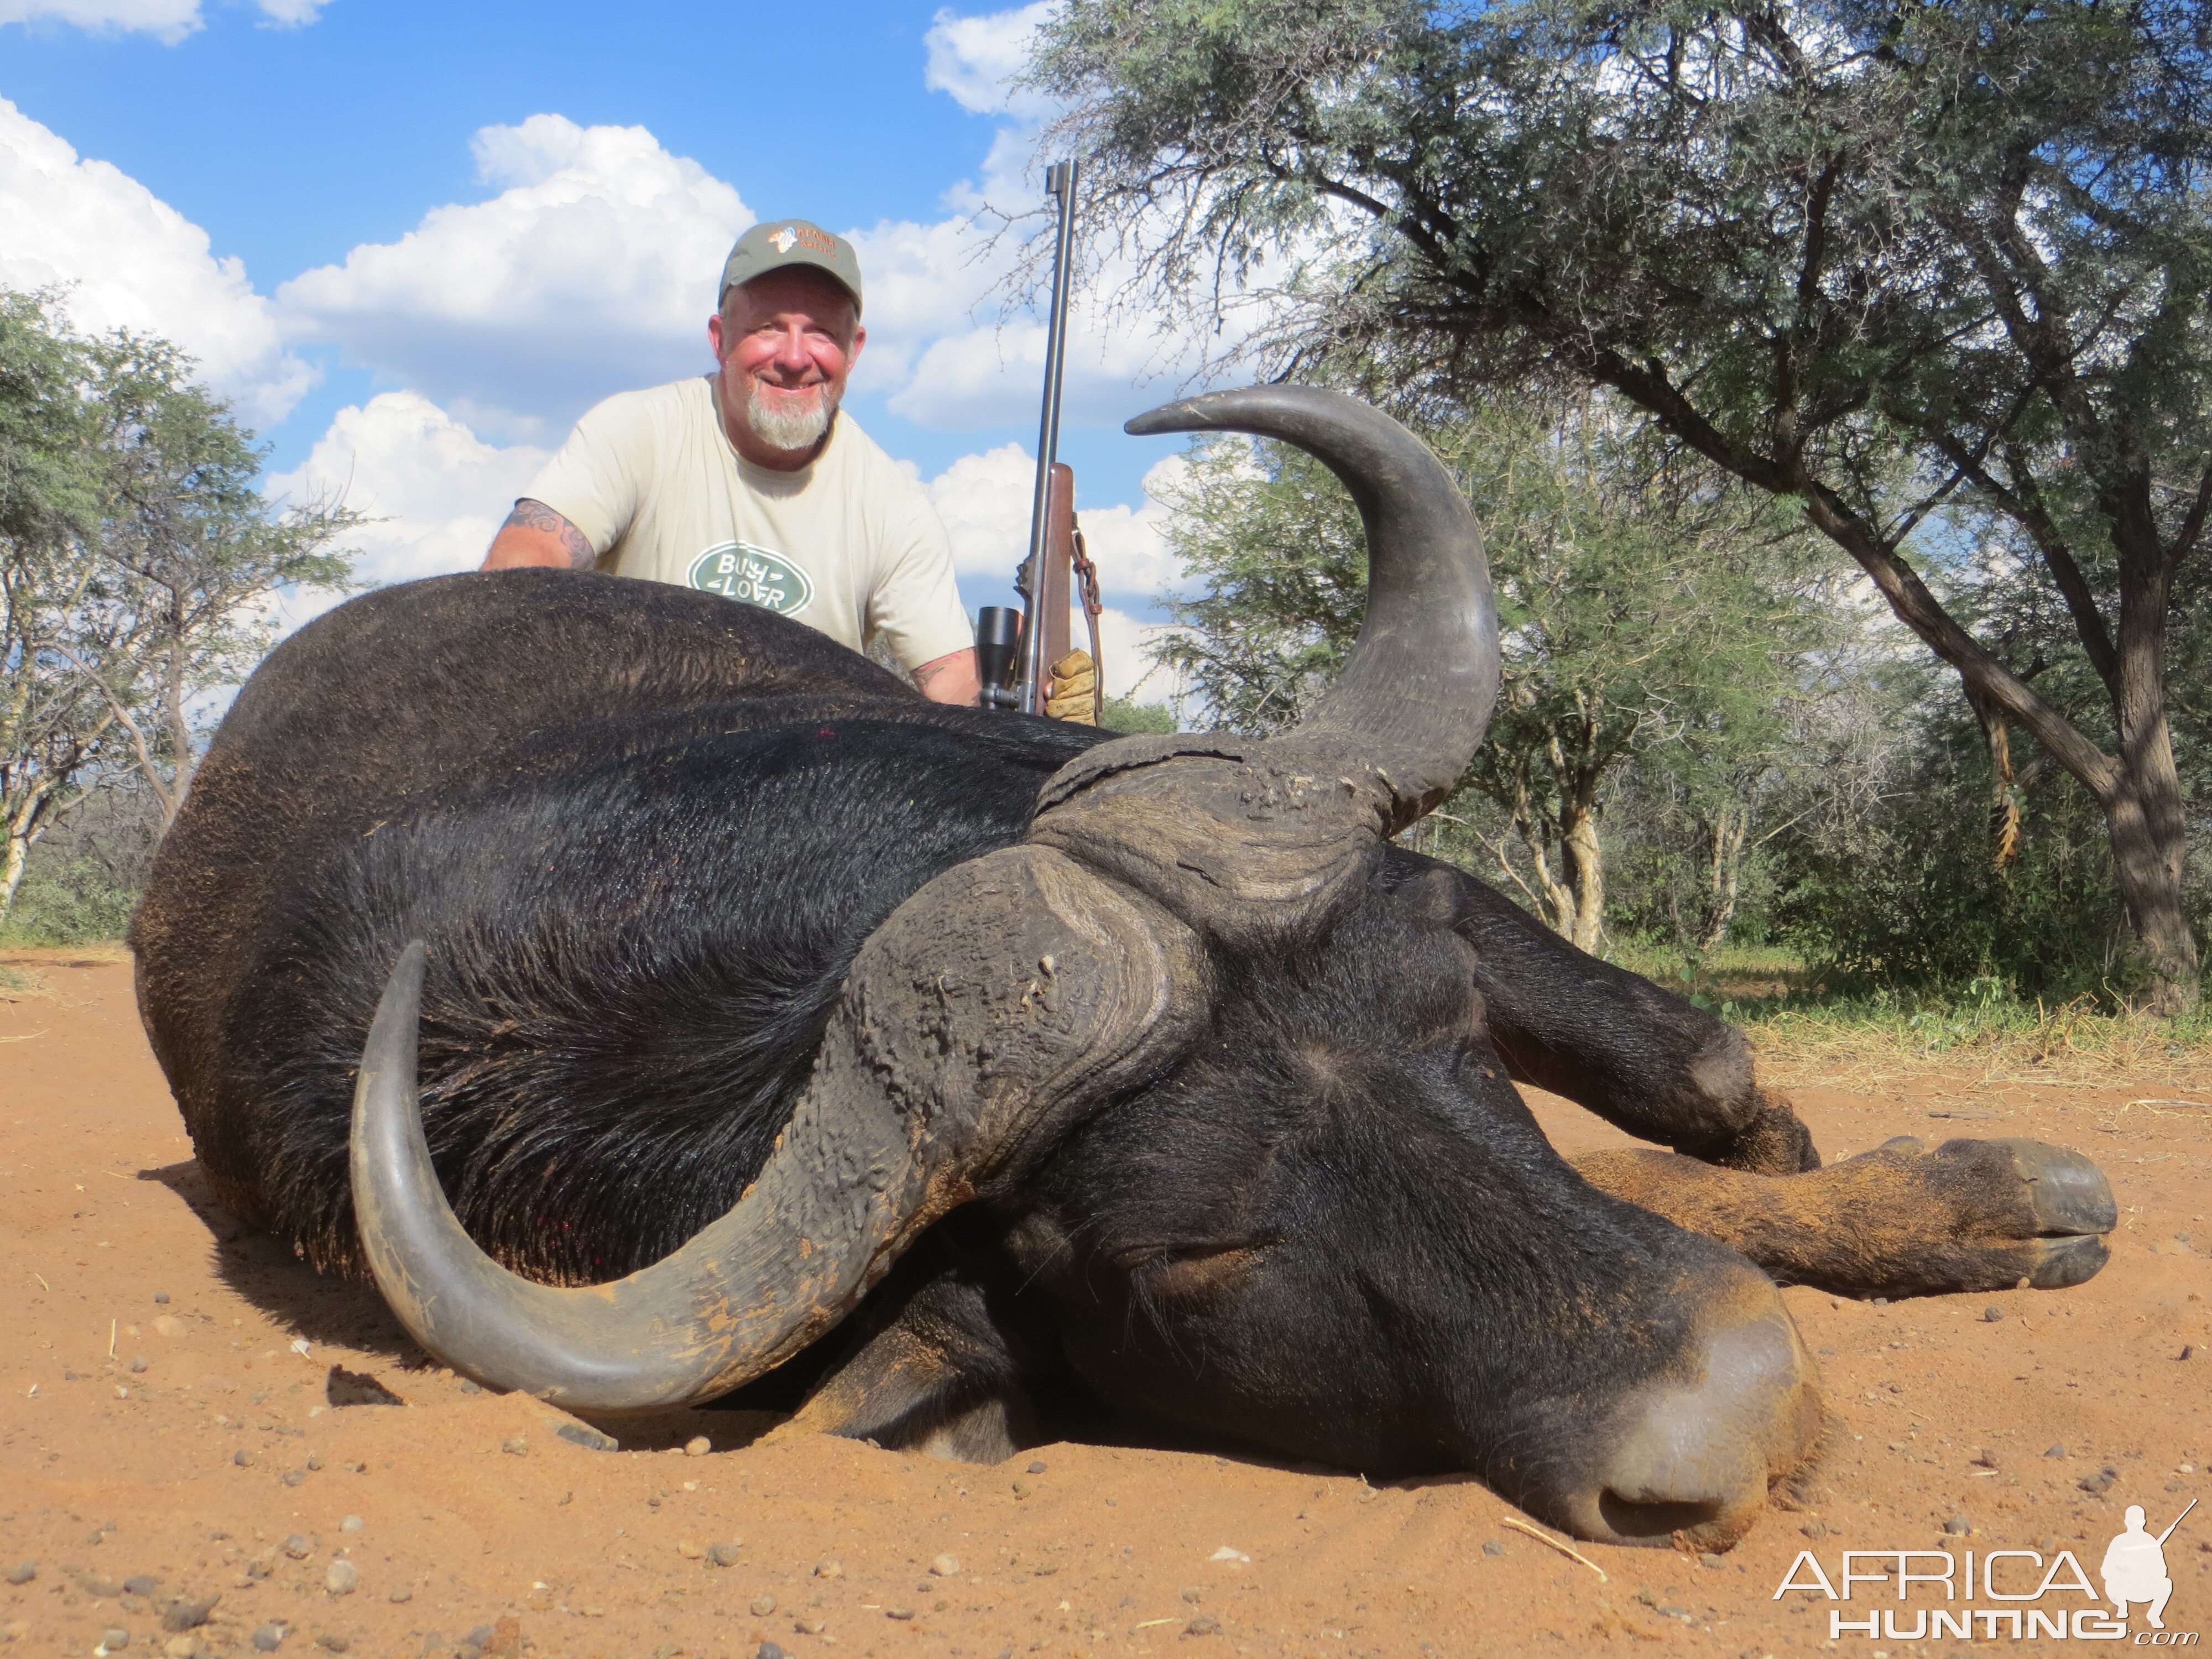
top-left (352, 844), bottom-right (1204, 1411)
top-left (1124, 385), bottom-right (1498, 822)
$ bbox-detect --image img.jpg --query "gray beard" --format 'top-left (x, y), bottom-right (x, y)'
top-left (745, 380), bottom-right (837, 452)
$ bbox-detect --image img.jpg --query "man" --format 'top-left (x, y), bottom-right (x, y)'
top-left (484, 219), bottom-right (983, 706)
top-left (2101, 1504), bottom-right (2179, 1629)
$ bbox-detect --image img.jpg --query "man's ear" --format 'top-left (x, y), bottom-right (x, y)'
top-left (707, 310), bottom-right (729, 360)
top-left (846, 320), bottom-right (866, 368)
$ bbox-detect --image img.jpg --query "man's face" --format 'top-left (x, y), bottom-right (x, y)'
top-left (709, 269), bottom-right (864, 465)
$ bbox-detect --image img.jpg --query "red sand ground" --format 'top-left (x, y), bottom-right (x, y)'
top-left (5, 953), bottom-right (2210, 1658)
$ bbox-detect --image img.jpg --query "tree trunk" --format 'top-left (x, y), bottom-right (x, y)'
top-left (2106, 534), bottom-right (2200, 1014)
top-left (1558, 794), bottom-right (1604, 954)
top-left (2104, 738), bottom-right (2200, 1015)
top-left (1698, 804), bottom-right (1747, 955)
top-left (1, 797), bottom-right (43, 925)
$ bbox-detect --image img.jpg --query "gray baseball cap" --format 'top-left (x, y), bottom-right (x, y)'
top-left (718, 219), bottom-right (863, 316)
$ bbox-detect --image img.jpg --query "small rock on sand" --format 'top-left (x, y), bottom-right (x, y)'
top-left (250, 1623), bottom-right (286, 1651)
top-left (706, 1542), bottom-right (742, 1568)
top-left (160, 1595), bottom-right (219, 1633)
top-left (1186, 1616), bottom-right (1220, 1636)
top-left (4, 1563), bottom-right (32, 1585)
top-left (324, 1559), bottom-right (358, 1595)
top-left (499, 1437), bottom-right (528, 1457)
top-left (684, 1436), bottom-right (711, 1457)
top-left (323, 1368), bottom-right (403, 1409)
top-left (931, 1554), bottom-right (959, 1577)
top-left (749, 1593), bottom-right (776, 1617)
top-left (812, 1560), bottom-right (841, 1579)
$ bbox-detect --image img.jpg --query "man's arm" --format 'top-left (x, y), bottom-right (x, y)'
top-left (911, 648), bottom-right (982, 707)
top-left (483, 499), bottom-right (594, 570)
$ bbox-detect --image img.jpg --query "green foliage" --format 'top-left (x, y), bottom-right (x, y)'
top-left (1150, 395), bottom-right (1849, 948)
top-left (1037, 0), bottom-right (2212, 1004)
top-left (0, 857), bottom-right (141, 946)
top-left (0, 289), bottom-right (361, 927)
top-left (1101, 695), bottom-right (1178, 733)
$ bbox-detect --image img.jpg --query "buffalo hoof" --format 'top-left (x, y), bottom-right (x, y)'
top-left (1709, 1092), bottom-right (1821, 1176)
top-left (1835, 1135), bottom-right (2115, 1297)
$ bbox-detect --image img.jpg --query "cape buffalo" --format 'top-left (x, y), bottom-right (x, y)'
top-left (132, 387), bottom-right (2114, 1552)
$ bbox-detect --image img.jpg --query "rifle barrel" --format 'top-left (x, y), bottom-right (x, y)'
top-left (1019, 158), bottom-right (1081, 716)
top-left (2157, 1498), bottom-right (2197, 1545)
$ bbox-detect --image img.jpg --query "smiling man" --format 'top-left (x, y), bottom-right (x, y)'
top-left (482, 219), bottom-right (982, 705)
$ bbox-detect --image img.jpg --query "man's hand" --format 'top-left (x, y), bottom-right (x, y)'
top-left (912, 648), bottom-right (983, 707)
top-left (1045, 650), bottom-right (1099, 724)
top-left (484, 499), bottom-right (594, 569)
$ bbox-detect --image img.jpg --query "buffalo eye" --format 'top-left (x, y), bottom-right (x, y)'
top-left (1131, 1241), bottom-right (1275, 1302)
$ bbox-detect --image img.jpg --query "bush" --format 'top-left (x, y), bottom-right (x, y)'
top-left (0, 783), bottom-right (161, 946)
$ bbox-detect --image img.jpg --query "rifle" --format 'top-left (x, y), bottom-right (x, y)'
top-left (977, 158), bottom-right (1102, 721)
top-left (2157, 1499), bottom-right (2197, 1545)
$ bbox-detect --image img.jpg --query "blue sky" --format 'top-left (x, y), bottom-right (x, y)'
top-left (3, 0), bottom-right (1229, 695)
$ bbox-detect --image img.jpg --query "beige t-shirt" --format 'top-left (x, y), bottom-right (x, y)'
top-left (523, 377), bottom-right (973, 670)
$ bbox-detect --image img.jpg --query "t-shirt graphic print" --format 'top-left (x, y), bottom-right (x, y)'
top-left (687, 541), bottom-right (816, 617)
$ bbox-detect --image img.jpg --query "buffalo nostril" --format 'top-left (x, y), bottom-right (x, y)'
top-left (1596, 1493), bottom-right (1725, 1543)
top-left (1590, 1305), bottom-right (1822, 1548)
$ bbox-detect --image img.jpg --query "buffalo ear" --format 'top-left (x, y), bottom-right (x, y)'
top-left (769, 1259), bottom-right (1044, 1465)
top-left (1396, 863), bottom-right (1467, 930)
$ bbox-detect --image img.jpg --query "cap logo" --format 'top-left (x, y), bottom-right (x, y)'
top-left (770, 226), bottom-right (799, 253)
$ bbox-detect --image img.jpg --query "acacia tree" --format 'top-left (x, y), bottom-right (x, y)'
top-left (1152, 399), bottom-right (1838, 950)
top-left (0, 292), bottom-right (356, 921)
top-left (77, 336), bottom-right (357, 830)
top-left (1035, 0), bottom-right (2212, 1010)
top-left (1, 292), bottom-right (126, 918)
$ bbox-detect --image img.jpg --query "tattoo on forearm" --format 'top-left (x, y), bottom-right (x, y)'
top-left (505, 499), bottom-right (594, 568)
top-left (910, 659), bottom-right (952, 692)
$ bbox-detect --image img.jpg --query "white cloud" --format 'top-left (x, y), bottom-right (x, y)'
top-left (0, 98), bottom-right (315, 425)
top-left (1093, 604), bottom-right (1191, 708)
top-left (926, 444), bottom-right (1190, 600)
top-left (277, 116), bottom-right (750, 439)
top-left (924, 1), bottom-right (1056, 119)
top-left (1, 0), bottom-right (325, 42)
top-left (265, 392), bottom-right (546, 592)
top-left (926, 441), bottom-right (1036, 578)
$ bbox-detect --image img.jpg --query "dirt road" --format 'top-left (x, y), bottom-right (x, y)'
top-left (5, 955), bottom-right (2209, 1657)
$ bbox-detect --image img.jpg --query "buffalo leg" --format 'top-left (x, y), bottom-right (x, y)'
top-left (1393, 857), bottom-right (1815, 1173)
top-left (1572, 1135), bottom-right (2116, 1297)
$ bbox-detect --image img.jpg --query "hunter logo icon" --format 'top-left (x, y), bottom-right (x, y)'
top-left (2105, 1500), bottom-right (2194, 1630)
top-left (687, 541), bottom-right (815, 617)
top-left (769, 225), bottom-right (798, 254)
